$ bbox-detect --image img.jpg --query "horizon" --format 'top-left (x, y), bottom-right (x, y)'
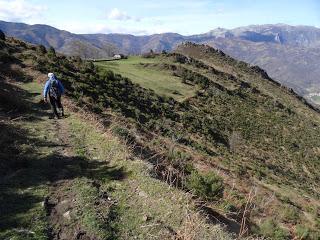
top-left (2, 19), bottom-right (320, 37)
top-left (0, 0), bottom-right (319, 35)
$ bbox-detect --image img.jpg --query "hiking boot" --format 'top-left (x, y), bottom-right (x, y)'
top-left (59, 108), bottom-right (64, 117)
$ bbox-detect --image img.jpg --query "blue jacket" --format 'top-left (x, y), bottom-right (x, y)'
top-left (43, 77), bottom-right (65, 98)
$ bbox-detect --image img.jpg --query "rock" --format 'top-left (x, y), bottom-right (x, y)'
top-left (138, 191), bottom-right (147, 197)
top-left (63, 210), bottom-right (71, 220)
top-left (142, 215), bottom-right (151, 222)
top-left (60, 199), bottom-right (69, 205)
top-left (41, 196), bottom-right (49, 209)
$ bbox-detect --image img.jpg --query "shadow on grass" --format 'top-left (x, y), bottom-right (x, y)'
top-left (0, 119), bottom-right (127, 235)
top-left (0, 80), bottom-right (51, 119)
top-left (198, 205), bottom-right (241, 236)
top-left (0, 78), bottom-right (74, 122)
top-left (0, 62), bottom-right (33, 83)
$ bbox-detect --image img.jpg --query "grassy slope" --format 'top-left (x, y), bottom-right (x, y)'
top-left (95, 56), bottom-right (196, 101)
top-left (94, 47), bottom-right (320, 238)
top-left (0, 67), bottom-right (232, 238)
top-left (67, 113), bottom-right (231, 240)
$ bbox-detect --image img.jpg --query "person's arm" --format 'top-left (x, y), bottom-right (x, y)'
top-left (43, 80), bottom-right (50, 100)
top-left (58, 80), bottom-right (65, 94)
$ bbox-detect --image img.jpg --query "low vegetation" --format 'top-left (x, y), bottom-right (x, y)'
top-left (258, 219), bottom-right (290, 240)
top-left (186, 170), bottom-right (224, 201)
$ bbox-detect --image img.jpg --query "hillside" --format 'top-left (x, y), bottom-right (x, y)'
top-left (204, 36), bottom-right (320, 97)
top-left (201, 24), bottom-right (320, 47)
top-left (0, 21), bottom-right (119, 58)
top-left (81, 33), bottom-right (185, 55)
top-left (0, 37), bottom-right (232, 239)
top-left (96, 43), bottom-right (320, 239)
top-left (1, 34), bottom-right (320, 239)
top-left (194, 24), bottom-right (320, 99)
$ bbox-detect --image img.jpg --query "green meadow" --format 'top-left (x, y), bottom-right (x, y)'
top-left (95, 56), bottom-right (196, 101)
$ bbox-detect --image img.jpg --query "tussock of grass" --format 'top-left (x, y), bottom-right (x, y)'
top-left (257, 219), bottom-right (290, 240)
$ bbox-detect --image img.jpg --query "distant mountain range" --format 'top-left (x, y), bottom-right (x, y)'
top-left (1, 20), bottom-right (319, 97)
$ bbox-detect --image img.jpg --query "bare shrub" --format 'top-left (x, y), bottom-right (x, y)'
top-left (229, 131), bottom-right (243, 153)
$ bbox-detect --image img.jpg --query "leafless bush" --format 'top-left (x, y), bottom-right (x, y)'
top-left (229, 131), bottom-right (243, 153)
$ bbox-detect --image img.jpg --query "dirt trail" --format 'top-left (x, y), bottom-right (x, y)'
top-left (2, 78), bottom-right (110, 239)
top-left (46, 119), bottom-right (77, 240)
top-left (44, 111), bottom-right (108, 240)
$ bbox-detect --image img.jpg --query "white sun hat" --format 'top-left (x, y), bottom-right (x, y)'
top-left (48, 72), bottom-right (54, 78)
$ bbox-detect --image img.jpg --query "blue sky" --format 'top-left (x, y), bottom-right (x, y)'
top-left (0, 0), bottom-right (319, 35)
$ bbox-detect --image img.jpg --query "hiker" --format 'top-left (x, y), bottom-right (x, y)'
top-left (43, 73), bottom-right (65, 119)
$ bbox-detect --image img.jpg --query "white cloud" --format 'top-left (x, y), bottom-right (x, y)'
top-left (54, 11), bottom-right (204, 36)
top-left (107, 8), bottom-right (140, 22)
top-left (55, 20), bottom-right (175, 36)
top-left (0, 0), bottom-right (47, 23)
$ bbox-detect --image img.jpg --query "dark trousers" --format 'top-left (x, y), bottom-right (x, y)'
top-left (49, 95), bottom-right (64, 118)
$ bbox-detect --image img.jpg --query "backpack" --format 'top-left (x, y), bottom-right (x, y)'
top-left (49, 78), bottom-right (61, 99)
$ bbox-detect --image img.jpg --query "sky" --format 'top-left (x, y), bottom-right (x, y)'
top-left (0, 0), bottom-right (319, 35)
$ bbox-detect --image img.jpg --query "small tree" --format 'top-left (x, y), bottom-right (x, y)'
top-left (48, 46), bottom-right (56, 58)
top-left (37, 45), bottom-right (47, 54)
top-left (0, 29), bottom-right (5, 41)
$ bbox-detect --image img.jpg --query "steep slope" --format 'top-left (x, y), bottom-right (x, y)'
top-left (0, 37), bottom-right (232, 239)
top-left (96, 43), bottom-right (320, 239)
top-left (193, 24), bottom-right (320, 97)
top-left (202, 37), bottom-right (320, 96)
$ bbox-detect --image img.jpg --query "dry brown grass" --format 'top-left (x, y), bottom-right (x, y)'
top-left (175, 209), bottom-right (233, 240)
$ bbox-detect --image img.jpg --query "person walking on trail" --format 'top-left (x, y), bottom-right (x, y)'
top-left (43, 73), bottom-right (65, 119)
